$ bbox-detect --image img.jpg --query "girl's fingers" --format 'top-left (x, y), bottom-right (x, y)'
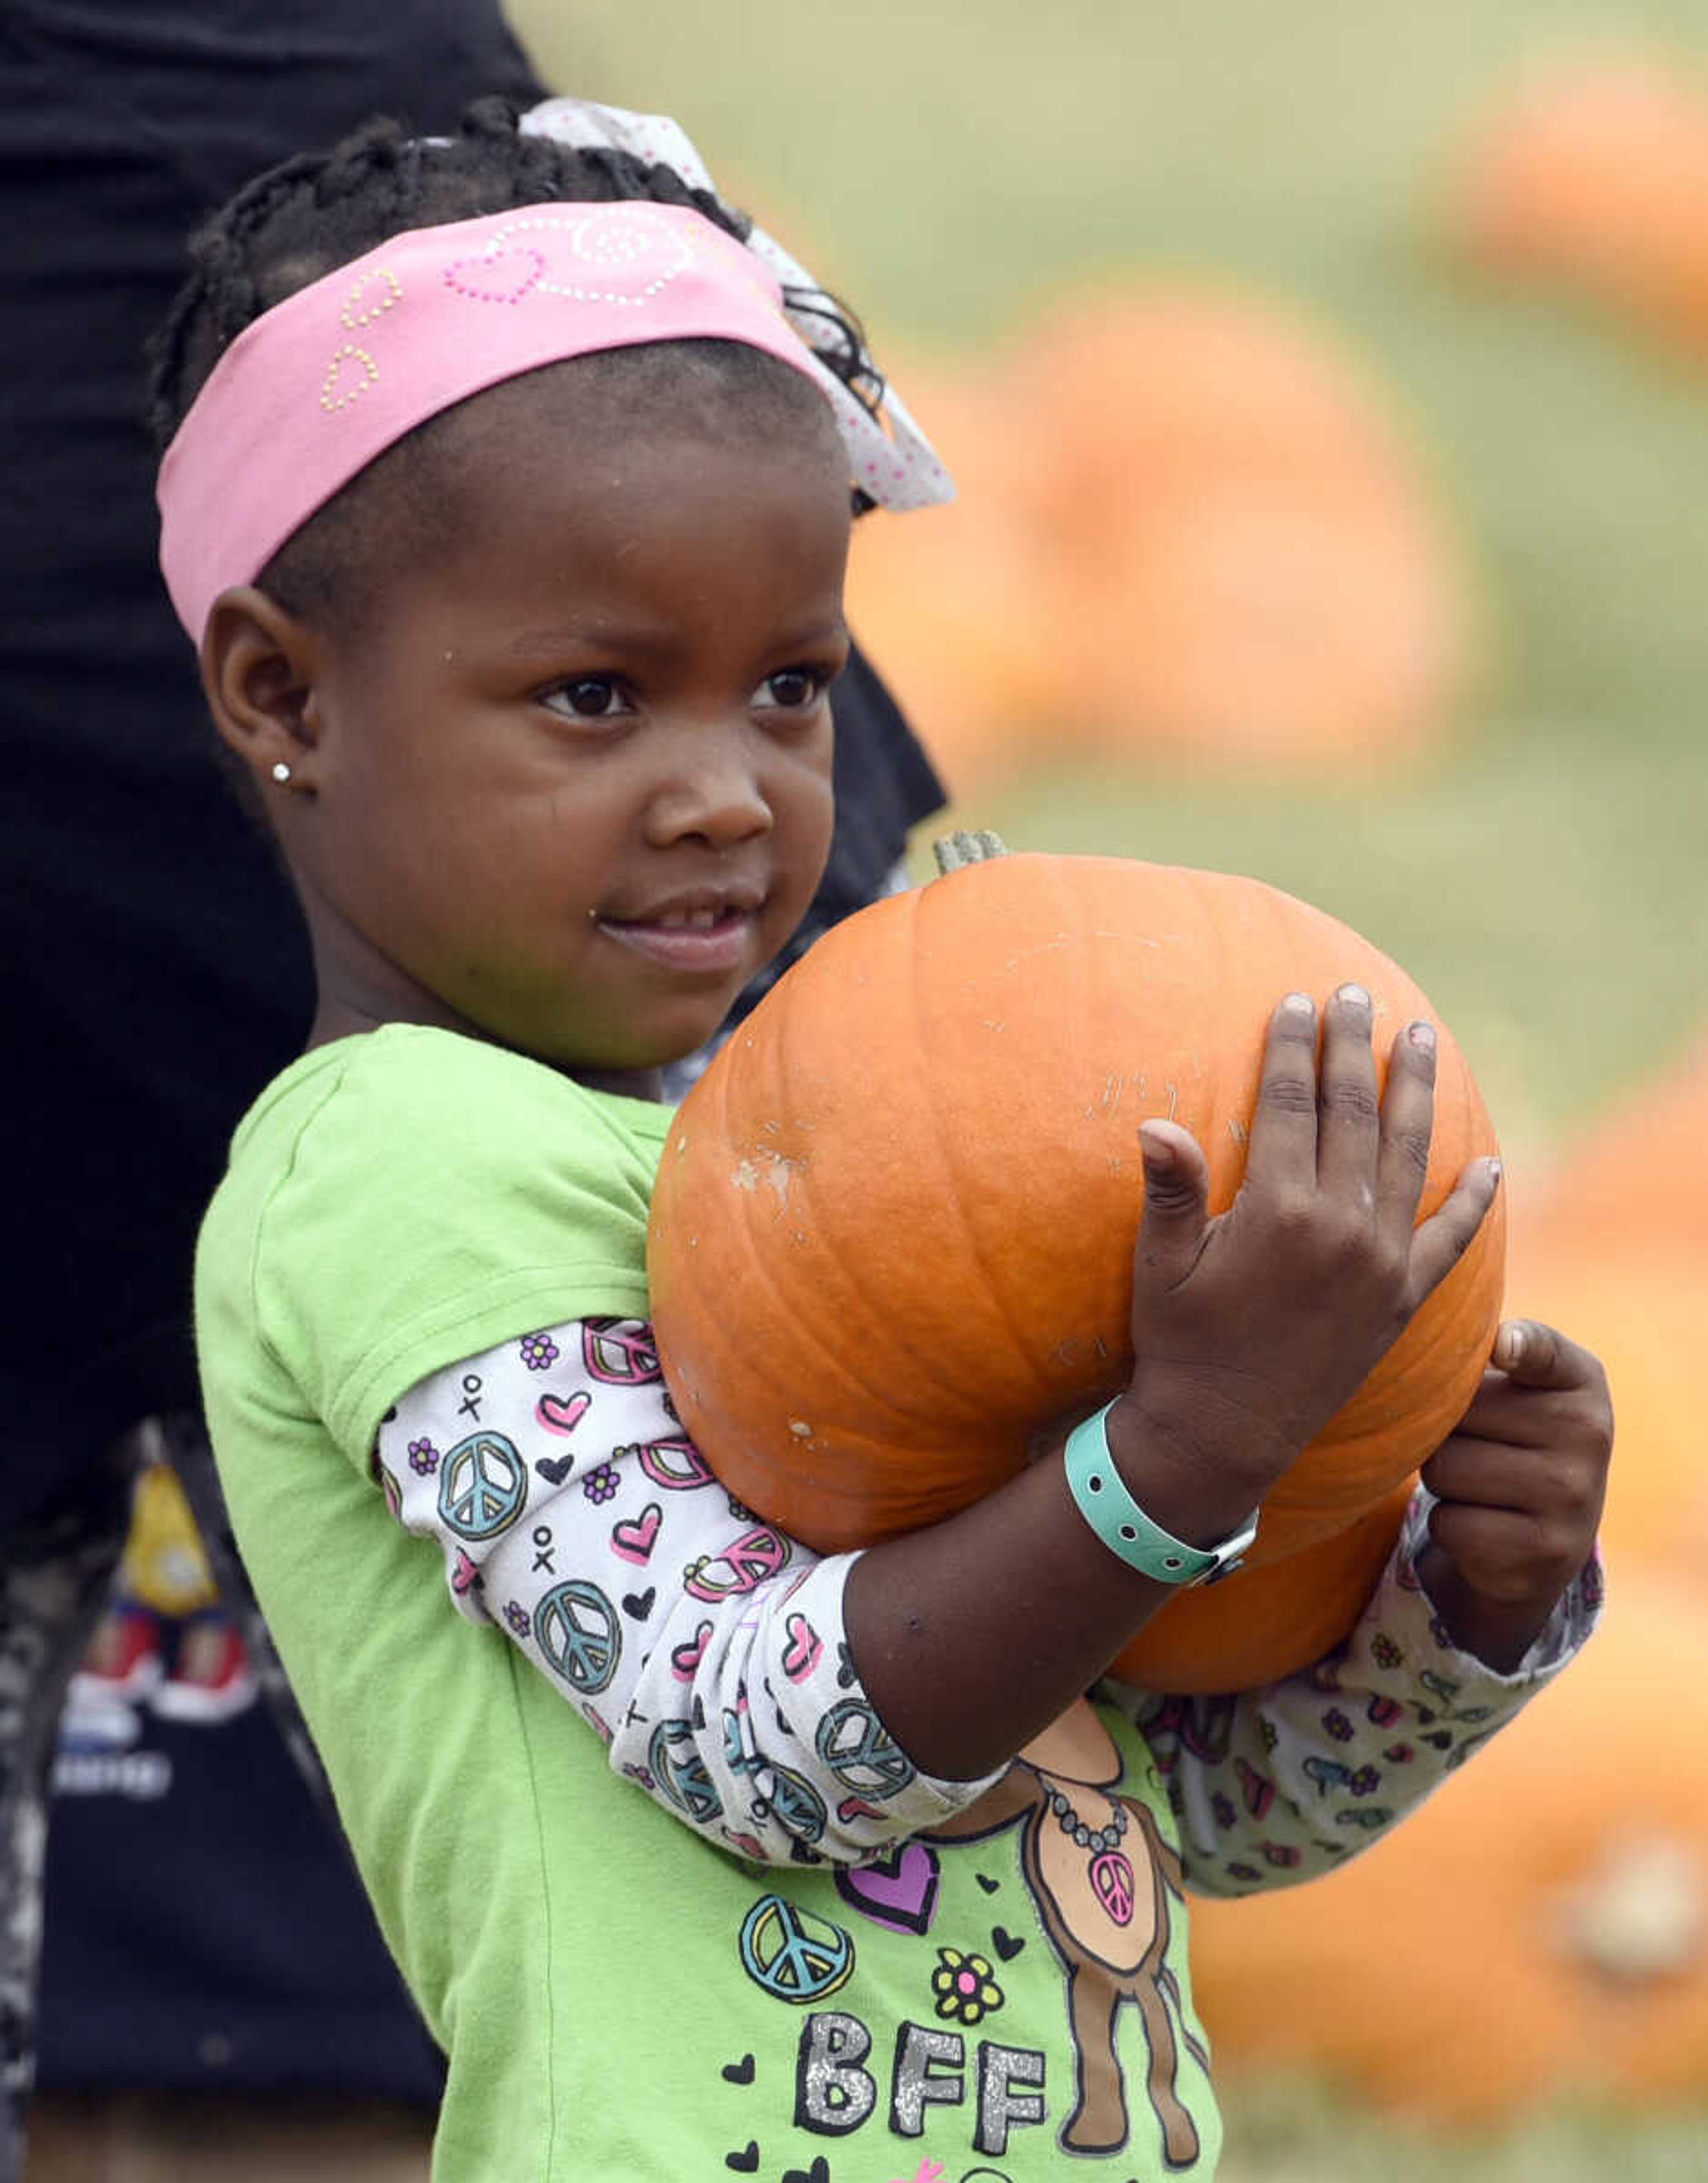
top-left (1313, 983), bottom-right (1382, 1197)
top-left (1133, 1118), bottom-right (1212, 1288)
top-left (1241, 992), bottom-right (1321, 1192)
top-left (1405, 1155), bottom-right (1502, 1304)
top-left (1490, 1318), bottom-right (1603, 1392)
top-left (1374, 1018), bottom-right (1440, 1231)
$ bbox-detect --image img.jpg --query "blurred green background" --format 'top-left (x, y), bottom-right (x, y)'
top-left (513, 5), bottom-right (1707, 2173)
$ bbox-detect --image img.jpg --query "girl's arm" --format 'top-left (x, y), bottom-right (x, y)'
top-left (1116, 1312), bottom-right (1611, 1894)
top-left (380, 1319), bottom-right (998, 1866)
top-left (1123, 1486), bottom-right (1602, 1896)
top-left (840, 986), bottom-right (1502, 1781)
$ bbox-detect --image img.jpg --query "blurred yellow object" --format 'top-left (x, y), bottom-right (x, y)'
top-left (118, 1461), bottom-right (219, 1619)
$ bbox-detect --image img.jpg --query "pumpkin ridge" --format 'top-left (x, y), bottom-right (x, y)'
top-left (911, 858), bottom-right (1105, 1422)
top-left (717, 946), bottom-right (945, 1440)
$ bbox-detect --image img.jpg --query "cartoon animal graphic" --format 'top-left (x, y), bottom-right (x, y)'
top-left (928, 1703), bottom-right (1206, 2164)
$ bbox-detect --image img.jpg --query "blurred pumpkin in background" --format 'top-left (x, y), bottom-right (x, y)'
top-left (1003, 289), bottom-right (1478, 771)
top-left (846, 284), bottom-right (1479, 789)
top-left (1443, 52), bottom-right (1708, 351)
top-left (1190, 1574), bottom-right (1708, 2124)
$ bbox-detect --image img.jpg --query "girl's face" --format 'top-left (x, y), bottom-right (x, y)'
top-left (281, 387), bottom-right (850, 1089)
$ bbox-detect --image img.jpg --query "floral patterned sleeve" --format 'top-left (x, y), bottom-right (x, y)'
top-left (1111, 1487), bottom-right (1603, 1898)
top-left (375, 1318), bottom-right (1001, 1868)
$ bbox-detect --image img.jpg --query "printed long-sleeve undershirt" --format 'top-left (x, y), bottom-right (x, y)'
top-left (378, 1315), bottom-right (1599, 1883)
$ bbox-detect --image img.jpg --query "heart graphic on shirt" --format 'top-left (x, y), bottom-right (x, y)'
top-left (622, 1586), bottom-right (657, 1621)
top-left (723, 2146), bottom-right (759, 2175)
top-left (720, 2054), bottom-right (755, 2086)
top-left (442, 242), bottom-right (545, 305)
top-left (671, 1620), bottom-right (713, 1680)
top-left (611, 1503), bottom-right (662, 1565)
top-left (533, 1453), bottom-right (575, 1487)
top-left (536, 1391), bottom-right (591, 1436)
top-left (975, 1872), bottom-right (1001, 1896)
top-left (834, 1841), bottom-right (940, 1937)
top-left (781, 1611), bottom-right (822, 1682)
top-left (991, 1926), bottom-right (1026, 1962)
top-left (781, 2158), bottom-right (830, 2183)
top-left (450, 1549), bottom-right (480, 1597)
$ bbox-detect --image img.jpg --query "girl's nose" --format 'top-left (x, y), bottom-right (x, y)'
top-left (643, 736), bottom-right (774, 849)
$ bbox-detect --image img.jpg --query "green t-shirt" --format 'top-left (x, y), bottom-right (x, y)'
top-left (197, 1025), bottom-right (1221, 2180)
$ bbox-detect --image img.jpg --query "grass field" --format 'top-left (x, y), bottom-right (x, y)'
top-left (514, 6), bottom-right (1708, 2171)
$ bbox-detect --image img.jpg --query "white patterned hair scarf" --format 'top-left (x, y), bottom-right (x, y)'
top-left (519, 95), bottom-right (954, 512)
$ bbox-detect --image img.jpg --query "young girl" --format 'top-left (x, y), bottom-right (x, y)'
top-left (158, 100), bottom-right (1609, 2180)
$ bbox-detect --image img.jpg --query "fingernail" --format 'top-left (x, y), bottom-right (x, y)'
top-left (1487, 1157), bottom-right (1503, 1186)
top-left (1337, 982), bottom-right (1370, 1010)
top-left (1281, 992), bottom-right (1313, 1015)
top-left (1407, 1020), bottom-right (1436, 1052)
top-left (1500, 1319), bottom-right (1525, 1365)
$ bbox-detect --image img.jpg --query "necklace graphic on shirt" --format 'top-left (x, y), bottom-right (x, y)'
top-left (925, 1701), bottom-right (1207, 2164)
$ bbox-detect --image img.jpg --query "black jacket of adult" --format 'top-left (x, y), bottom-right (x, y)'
top-left (0, 0), bottom-right (943, 1515)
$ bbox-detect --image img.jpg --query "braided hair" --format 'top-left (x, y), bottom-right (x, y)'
top-left (148, 98), bottom-right (879, 630)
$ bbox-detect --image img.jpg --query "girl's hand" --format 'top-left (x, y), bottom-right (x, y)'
top-left (1414, 1319), bottom-right (1612, 1672)
top-left (1103, 985), bottom-right (1503, 1544)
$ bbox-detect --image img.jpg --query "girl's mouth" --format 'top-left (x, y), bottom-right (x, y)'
top-left (594, 905), bottom-right (756, 975)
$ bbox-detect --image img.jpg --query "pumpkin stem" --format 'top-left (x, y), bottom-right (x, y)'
top-left (932, 828), bottom-right (1010, 876)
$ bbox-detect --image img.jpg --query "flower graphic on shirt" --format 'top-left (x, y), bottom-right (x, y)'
top-left (1322, 1707), bottom-right (1354, 1743)
top-left (504, 1601), bottom-right (530, 1637)
top-left (518, 1331), bottom-right (560, 1372)
top-left (931, 1947), bottom-right (1003, 2027)
top-left (582, 1464), bottom-right (620, 1505)
top-left (1349, 1763), bottom-right (1382, 1797)
top-left (407, 1438), bottom-right (439, 1476)
top-left (1370, 1631), bottom-right (1403, 1671)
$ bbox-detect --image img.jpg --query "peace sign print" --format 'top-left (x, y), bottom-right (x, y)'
top-left (534, 1579), bottom-right (621, 1695)
top-left (815, 1698), bottom-right (917, 1800)
top-left (737, 1894), bottom-right (855, 2005)
top-left (750, 1761), bottom-right (827, 1847)
top-left (436, 1432), bottom-right (527, 1541)
top-left (648, 1717), bottom-right (724, 1825)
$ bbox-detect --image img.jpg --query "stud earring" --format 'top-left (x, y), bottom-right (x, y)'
top-left (270, 761), bottom-right (293, 786)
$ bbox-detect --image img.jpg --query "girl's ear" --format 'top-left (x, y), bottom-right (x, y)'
top-left (200, 586), bottom-right (326, 795)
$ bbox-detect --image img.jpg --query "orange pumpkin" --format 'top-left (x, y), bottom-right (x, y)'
top-left (648, 848), bottom-right (1505, 1691)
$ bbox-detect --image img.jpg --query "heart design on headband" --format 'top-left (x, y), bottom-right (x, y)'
top-left (491, 208), bottom-right (697, 308)
top-left (318, 343), bottom-right (379, 413)
top-left (442, 243), bottom-right (547, 307)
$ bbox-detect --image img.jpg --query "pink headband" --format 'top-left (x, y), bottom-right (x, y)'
top-left (157, 200), bottom-right (913, 641)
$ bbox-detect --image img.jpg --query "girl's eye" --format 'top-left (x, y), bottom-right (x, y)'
top-left (754, 667), bottom-right (828, 712)
top-left (543, 677), bottom-right (632, 721)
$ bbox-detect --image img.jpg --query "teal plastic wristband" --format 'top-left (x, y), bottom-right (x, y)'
top-left (1062, 1401), bottom-right (1257, 1586)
